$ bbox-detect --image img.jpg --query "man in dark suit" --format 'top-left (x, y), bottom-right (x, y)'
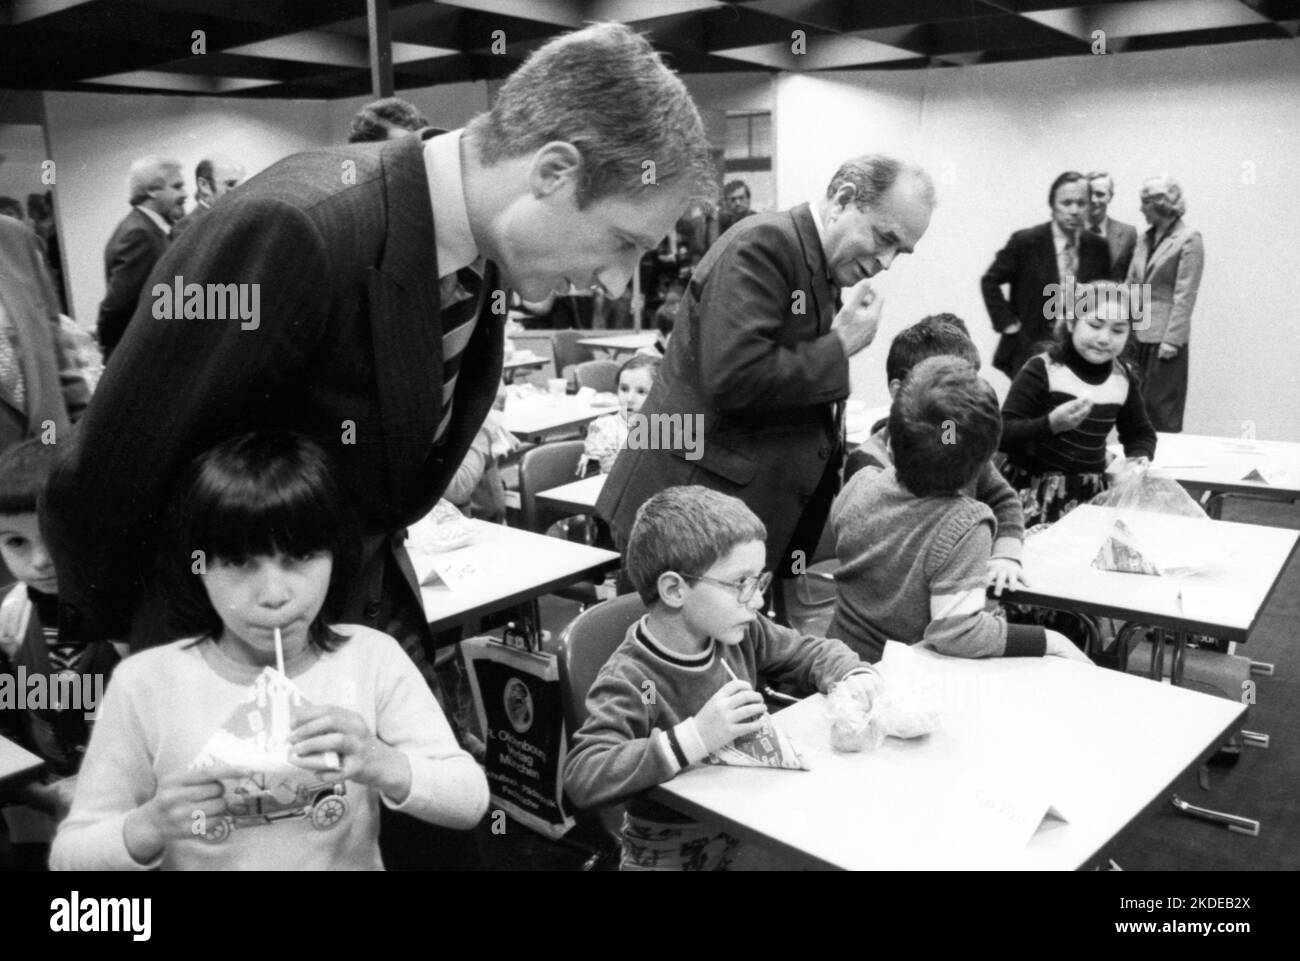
top-left (95, 157), bottom-right (186, 363)
top-left (172, 156), bottom-right (245, 239)
top-left (0, 216), bottom-right (88, 452)
top-left (598, 155), bottom-right (935, 585)
top-left (981, 171), bottom-right (1110, 379)
top-left (1085, 171), bottom-right (1138, 281)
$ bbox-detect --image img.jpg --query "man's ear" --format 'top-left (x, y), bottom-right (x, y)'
top-left (888, 379), bottom-right (902, 399)
top-left (831, 182), bottom-right (858, 214)
top-left (529, 142), bottom-right (583, 199)
top-left (657, 571), bottom-right (688, 610)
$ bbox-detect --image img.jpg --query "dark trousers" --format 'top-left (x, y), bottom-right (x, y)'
top-left (1134, 342), bottom-right (1188, 433)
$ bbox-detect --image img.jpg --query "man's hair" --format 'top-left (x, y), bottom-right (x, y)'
top-left (890, 357), bottom-right (1000, 497)
top-left (127, 156), bottom-right (182, 205)
top-left (886, 317), bottom-right (980, 385)
top-left (0, 439), bottom-right (58, 515)
top-left (825, 154), bottom-right (936, 210)
top-left (654, 301), bottom-right (677, 338)
top-left (348, 97), bottom-right (430, 143)
top-left (1047, 170), bottom-right (1087, 207)
top-left (1085, 170), bottom-right (1114, 194)
top-left (465, 22), bottom-right (712, 207)
top-left (626, 486), bottom-right (766, 606)
top-left (919, 312), bottom-right (969, 337)
top-left (1140, 175), bottom-right (1187, 218)
top-left (723, 179), bottom-right (750, 199)
top-left (195, 158), bottom-right (213, 187)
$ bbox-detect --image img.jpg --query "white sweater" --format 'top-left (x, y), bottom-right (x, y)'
top-left (51, 625), bottom-right (487, 870)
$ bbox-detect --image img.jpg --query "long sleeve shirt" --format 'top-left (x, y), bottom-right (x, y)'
top-left (1000, 343), bottom-right (1157, 475)
top-left (563, 615), bottom-right (870, 821)
top-left (51, 626), bottom-right (487, 871)
top-left (829, 467), bottom-right (1046, 663)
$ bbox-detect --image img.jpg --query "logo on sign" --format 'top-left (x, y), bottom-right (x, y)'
top-left (503, 677), bottom-right (534, 733)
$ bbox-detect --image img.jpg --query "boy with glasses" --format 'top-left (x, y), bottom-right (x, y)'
top-left (563, 485), bottom-right (877, 870)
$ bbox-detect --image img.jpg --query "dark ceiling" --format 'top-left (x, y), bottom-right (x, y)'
top-left (1, 0), bottom-right (1296, 99)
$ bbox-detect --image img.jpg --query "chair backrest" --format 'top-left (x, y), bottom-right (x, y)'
top-left (576, 359), bottom-right (620, 394)
top-left (552, 329), bottom-right (592, 372)
top-left (518, 439), bottom-right (587, 533)
top-left (557, 594), bottom-right (648, 742)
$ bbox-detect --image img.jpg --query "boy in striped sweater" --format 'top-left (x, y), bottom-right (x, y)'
top-left (563, 485), bottom-right (878, 870)
top-left (829, 356), bottom-right (1090, 666)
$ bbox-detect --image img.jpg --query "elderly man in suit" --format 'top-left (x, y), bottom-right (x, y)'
top-left (171, 156), bottom-right (245, 239)
top-left (598, 155), bottom-right (934, 590)
top-left (1127, 175), bottom-right (1204, 433)
top-left (0, 216), bottom-right (88, 452)
top-left (96, 157), bottom-right (186, 363)
top-left (1085, 171), bottom-right (1137, 281)
top-left (982, 171), bottom-right (1110, 379)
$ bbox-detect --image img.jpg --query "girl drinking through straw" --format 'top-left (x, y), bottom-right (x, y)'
top-left (52, 431), bottom-right (487, 870)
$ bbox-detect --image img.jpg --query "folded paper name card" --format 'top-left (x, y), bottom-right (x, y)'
top-left (705, 714), bottom-right (809, 771)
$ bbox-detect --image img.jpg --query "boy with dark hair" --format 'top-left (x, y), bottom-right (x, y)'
top-left (0, 440), bottom-right (122, 868)
top-left (852, 316), bottom-right (1025, 595)
top-left (829, 358), bottom-right (1090, 665)
top-left (564, 485), bottom-right (877, 870)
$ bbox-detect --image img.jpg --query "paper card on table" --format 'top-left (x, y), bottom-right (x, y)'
top-left (425, 554), bottom-right (481, 590)
top-left (1091, 518), bottom-right (1161, 575)
top-left (957, 772), bottom-right (1067, 851)
top-left (705, 714), bottom-right (809, 771)
top-left (1243, 466), bottom-right (1300, 487)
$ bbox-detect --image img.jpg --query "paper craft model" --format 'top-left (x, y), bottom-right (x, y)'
top-left (1091, 517), bottom-right (1162, 575)
top-left (705, 713), bottom-right (808, 771)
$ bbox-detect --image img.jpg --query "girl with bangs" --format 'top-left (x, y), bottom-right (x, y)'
top-left (52, 432), bottom-right (487, 870)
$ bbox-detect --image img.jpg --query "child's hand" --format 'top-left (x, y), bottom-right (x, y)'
top-left (1044, 629), bottom-right (1093, 665)
top-left (693, 679), bottom-right (767, 755)
top-left (126, 765), bottom-right (238, 863)
top-left (838, 671), bottom-right (880, 710)
top-left (1048, 397), bottom-right (1093, 433)
top-left (290, 704), bottom-right (412, 804)
top-left (1114, 455), bottom-right (1150, 485)
top-left (987, 557), bottom-right (1026, 596)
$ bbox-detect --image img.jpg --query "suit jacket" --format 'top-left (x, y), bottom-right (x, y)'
top-left (170, 200), bottom-right (211, 240)
top-left (0, 217), bottom-right (89, 450)
top-left (981, 222), bottom-right (1109, 378)
top-left (1100, 218), bottom-right (1137, 282)
top-left (44, 133), bottom-right (503, 640)
top-left (96, 207), bottom-right (169, 362)
top-left (1125, 218), bottom-right (1203, 346)
top-left (596, 203), bottom-right (848, 572)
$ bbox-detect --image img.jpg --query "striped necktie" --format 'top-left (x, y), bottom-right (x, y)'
top-left (434, 265), bottom-right (484, 444)
top-left (0, 317), bottom-right (27, 414)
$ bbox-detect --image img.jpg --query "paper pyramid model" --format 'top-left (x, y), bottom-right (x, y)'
top-left (1091, 517), bottom-right (1161, 575)
top-left (192, 667), bottom-right (340, 775)
top-left (704, 713), bottom-right (809, 771)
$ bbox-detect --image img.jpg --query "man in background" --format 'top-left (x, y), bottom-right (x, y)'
top-left (348, 96), bottom-right (430, 142)
top-left (1085, 171), bottom-right (1137, 281)
top-left (172, 156), bottom-right (246, 238)
top-left (719, 178), bottom-right (753, 233)
top-left (95, 156), bottom-right (185, 363)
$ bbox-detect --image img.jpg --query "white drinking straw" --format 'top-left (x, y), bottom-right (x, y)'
top-left (274, 626), bottom-right (285, 675)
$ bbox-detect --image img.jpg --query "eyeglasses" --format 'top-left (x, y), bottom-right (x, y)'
top-left (681, 571), bottom-right (773, 604)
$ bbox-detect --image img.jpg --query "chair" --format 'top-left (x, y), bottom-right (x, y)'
top-left (557, 593), bottom-right (648, 868)
top-left (552, 329), bottom-right (592, 375)
top-left (576, 360), bottom-right (620, 394)
top-left (518, 440), bottom-right (599, 605)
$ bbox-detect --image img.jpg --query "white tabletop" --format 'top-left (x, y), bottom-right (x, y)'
top-left (407, 519), bottom-right (619, 631)
top-left (1112, 432), bottom-right (1300, 498)
top-left (577, 333), bottom-right (657, 352)
top-left (503, 395), bottom-right (609, 441)
top-left (652, 647), bottom-right (1244, 870)
top-left (535, 474), bottom-right (607, 514)
top-left (846, 403), bottom-right (891, 447)
top-left (1, 734), bottom-right (44, 787)
top-left (1010, 504), bottom-right (1299, 642)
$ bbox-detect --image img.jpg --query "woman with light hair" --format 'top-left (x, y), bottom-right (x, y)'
top-left (1125, 175), bottom-right (1203, 432)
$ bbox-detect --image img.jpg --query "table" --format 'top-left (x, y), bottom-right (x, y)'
top-left (845, 403), bottom-right (890, 447)
top-left (651, 647), bottom-right (1244, 870)
top-left (503, 395), bottom-right (608, 444)
top-left (1, 734), bottom-right (44, 789)
top-left (535, 474), bottom-right (606, 514)
top-left (407, 519), bottom-right (619, 633)
top-left (578, 333), bottom-right (657, 359)
top-left (1006, 504), bottom-right (1299, 647)
top-left (1111, 433), bottom-right (1300, 516)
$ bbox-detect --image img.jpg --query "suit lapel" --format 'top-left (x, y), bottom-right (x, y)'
top-left (368, 134), bottom-right (442, 515)
top-left (790, 203), bottom-right (834, 334)
top-left (1144, 219), bottom-right (1181, 281)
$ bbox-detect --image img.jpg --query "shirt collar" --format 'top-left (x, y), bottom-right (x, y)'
top-left (423, 128), bottom-right (479, 280)
top-left (809, 200), bottom-right (827, 251)
top-left (135, 204), bottom-right (171, 236)
top-left (1051, 220), bottom-right (1076, 253)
